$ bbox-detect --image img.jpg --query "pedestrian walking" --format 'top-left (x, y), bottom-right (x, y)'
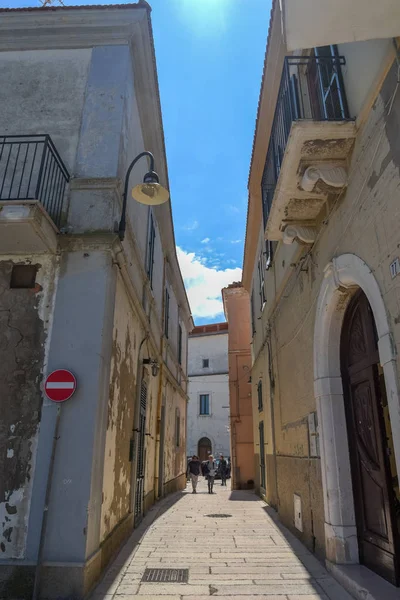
top-left (219, 454), bottom-right (228, 486)
top-left (204, 454), bottom-right (218, 494)
top-left (187, 455), bottom-right (202, 493)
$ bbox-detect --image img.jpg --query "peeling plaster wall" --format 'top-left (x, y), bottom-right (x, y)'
top-left (163, 381), bottom-right (187, 486)
top-left (100, 273), bottom-right (141, 542)
top-left (143, 371), bottom-right (159, 500)
top-left (0, 256), bottom-right (57, 558)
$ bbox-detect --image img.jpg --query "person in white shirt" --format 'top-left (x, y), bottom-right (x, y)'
top-left (204, 454), bottom-right (217, 494)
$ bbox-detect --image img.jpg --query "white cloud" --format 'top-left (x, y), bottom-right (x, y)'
top-left (225, 204), bottom-right (240, 214)
top-left (230, 239), bottom-right (242, 244)
top-left (201, 237), bottom-right (210, 244)
top-left (177, 246), bottom-right (242, 319)
top-left (182, 220), bottom-right (199, 231)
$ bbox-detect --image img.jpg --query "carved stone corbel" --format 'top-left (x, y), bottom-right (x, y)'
top-left (301, 165), bottom-right (347, 192)
top-left (282, 224), bottom-right (317, 245)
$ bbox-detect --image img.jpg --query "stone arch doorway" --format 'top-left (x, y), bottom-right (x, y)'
top-left (341, 290), bottom-right (399, 584)
top-left (198, 437), bottom-right (212, 462)
top-left (314, 254), bottom-right (400, 578)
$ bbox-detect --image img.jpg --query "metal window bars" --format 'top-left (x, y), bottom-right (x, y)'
top-left (0, 135), bottom-right (70, 228)
top-left (261, 53), bottom-right (349, 226)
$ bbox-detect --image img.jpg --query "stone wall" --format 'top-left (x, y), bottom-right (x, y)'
top-left (0, 256), bottom-right (57, 559)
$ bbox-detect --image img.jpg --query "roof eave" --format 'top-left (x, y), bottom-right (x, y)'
top-left (242, 0), bottom-right (287, 292)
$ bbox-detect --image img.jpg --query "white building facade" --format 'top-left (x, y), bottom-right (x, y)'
top-left (187, 323), bottom-right (230, 461)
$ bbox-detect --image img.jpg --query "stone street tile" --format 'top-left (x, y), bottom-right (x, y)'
top-left (211, 566), bottom-right (309, 575)
top-left (313, 577), bottom-right (355, 599)
top-left (89, 479), bottom-right (350, 600)
top-left (190, 573), bottom-right (260, 581)
top-left (186, 597), bottom-right (286, 600)
top-left (137, 583), bottom-right (210, 595)
top-left (213, 583), bottom-right (319, 595)
top-left (288, 596), bottom-right (329, 600)
top-left (298, 556), bottom-right (330, 579)
top-left (150, 552), bottom-right (211, 558)
top-left (121, 597), bottom-right (180, 600)
top-left (281, 573), bottom-right (313, 579)
top-left (115, 583), bottom-right (140, 595)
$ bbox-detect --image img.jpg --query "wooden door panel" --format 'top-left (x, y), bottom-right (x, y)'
top-left (341, 291), bottom-right (399, 585)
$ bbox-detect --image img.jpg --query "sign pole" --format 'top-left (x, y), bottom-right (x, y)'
top-left (32, 404), bottom-right (62, 600)
top-left (32, 369), bottom-right (76, 600)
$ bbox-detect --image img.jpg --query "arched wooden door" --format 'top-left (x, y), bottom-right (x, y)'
top-left (341, 290), bottom-right (400, 585)
top-left (198, 437), bottom-right (212, 462)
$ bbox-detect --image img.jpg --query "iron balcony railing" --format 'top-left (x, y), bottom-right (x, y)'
top-left (261, 53), bottom-right (349, 227)
top-left (0, 135), bottom-right (70, 228)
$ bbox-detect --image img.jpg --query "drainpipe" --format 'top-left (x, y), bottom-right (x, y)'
top-left (153, 255), bottom-right (166, 499)
top-left (266, 323), bottom-right (279, 508)
top-left (129, 332), bottom-right (149, 513)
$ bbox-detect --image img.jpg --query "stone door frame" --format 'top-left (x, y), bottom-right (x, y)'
top-left (314, 253), bottom-right (400, 565)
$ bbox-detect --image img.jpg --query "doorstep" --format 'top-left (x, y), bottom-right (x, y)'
top-left (326, 561), bottom-right (400, 600)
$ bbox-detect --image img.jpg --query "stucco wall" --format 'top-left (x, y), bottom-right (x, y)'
top-left (0, 48), bottom-right (91, 172)
top-left (188, 332), bottom-right (229, 376)
top-left (0, 255), bottom-right (57, 558)
top-left (223, 288), bottom-right (255, 489)
top-left (251, 59), bottom-right (400, 557)
top-left (337, 39), bottom-right (392, 119)
top-left (187, 374), bottom-right (230, 458)
top-left (101, 274), bottom-right (140, 542)
top-left (162, 380), bottom-right (187, 487)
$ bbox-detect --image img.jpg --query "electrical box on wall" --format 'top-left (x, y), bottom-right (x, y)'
top-left (308, 411), bottom-right (320, 457)
top-left (294, 494), bottom-right (303, 532)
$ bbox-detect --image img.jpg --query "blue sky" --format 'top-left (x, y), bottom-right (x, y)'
top-left (1, 0), bottom-right (270, 324)
top-left (153, 0), bottom-right (269, 324)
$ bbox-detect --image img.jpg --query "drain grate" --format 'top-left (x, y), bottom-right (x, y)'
top-left (205, 513), bottom-right (232, 518)
top-left (141, 568), bottom-right (189, 583)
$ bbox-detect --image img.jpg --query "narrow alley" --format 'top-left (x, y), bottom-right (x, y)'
top-left (91, 480), bottom-right (352, 600)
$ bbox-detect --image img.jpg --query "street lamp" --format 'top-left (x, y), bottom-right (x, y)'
top-left (143, 358), bottom-right (160, 377)
top-left (118, 151), bottom-right (169, 241)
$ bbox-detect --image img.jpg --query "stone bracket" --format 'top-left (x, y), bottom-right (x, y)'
top-left (282, 224), bottom-right (317, 245)
top-left (301, 164), bottom-right (348, 193)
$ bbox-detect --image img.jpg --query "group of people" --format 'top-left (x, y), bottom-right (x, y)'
top-left (187, 454), bottom-right (230, 494)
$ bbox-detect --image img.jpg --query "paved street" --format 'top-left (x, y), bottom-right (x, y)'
top-left (91, 479), bottom-right (352, 600)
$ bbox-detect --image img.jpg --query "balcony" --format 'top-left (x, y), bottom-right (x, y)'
top-left (262, 53), bottom-right (356, 245)
top-left (0, 135), bottom-right (69, 253)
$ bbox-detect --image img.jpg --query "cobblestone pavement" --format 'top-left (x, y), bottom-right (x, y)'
top-left (91, 478), bottom-right (353, 600)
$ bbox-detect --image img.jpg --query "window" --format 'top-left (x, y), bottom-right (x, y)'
top-left (202, 358), bottom-right (209, 368)
top-left (265, 240), bottom-right (274, 269)
top-left (199, 394), bottom-right (210, 415)
top-left (164, 287), bottom-right (170, 338)
top-left (257, 380), bottom-right (263, 411)
top-left (10, 265), bottom-right (37, 289)
top-left (175, 408), bottom-right (180, 446)
top-left (258, 253), bottom-right (266, 309)
top-left (178, 324), bottom-right (183, 365)
top-left (251, 292), bottom-right (256, 336)
top-left (146, 212), bottom-right (156, 288)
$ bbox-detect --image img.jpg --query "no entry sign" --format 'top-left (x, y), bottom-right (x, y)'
top-left (44, 369), bottom-right (77, 403)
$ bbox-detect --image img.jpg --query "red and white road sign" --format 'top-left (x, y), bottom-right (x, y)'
top-left (44, 369), bottom-right (77, 403)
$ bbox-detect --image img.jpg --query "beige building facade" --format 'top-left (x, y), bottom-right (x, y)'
top-left (0, 5), bottom-right (192, 599)
top-left (243, 0), bottom-right (400, 595)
